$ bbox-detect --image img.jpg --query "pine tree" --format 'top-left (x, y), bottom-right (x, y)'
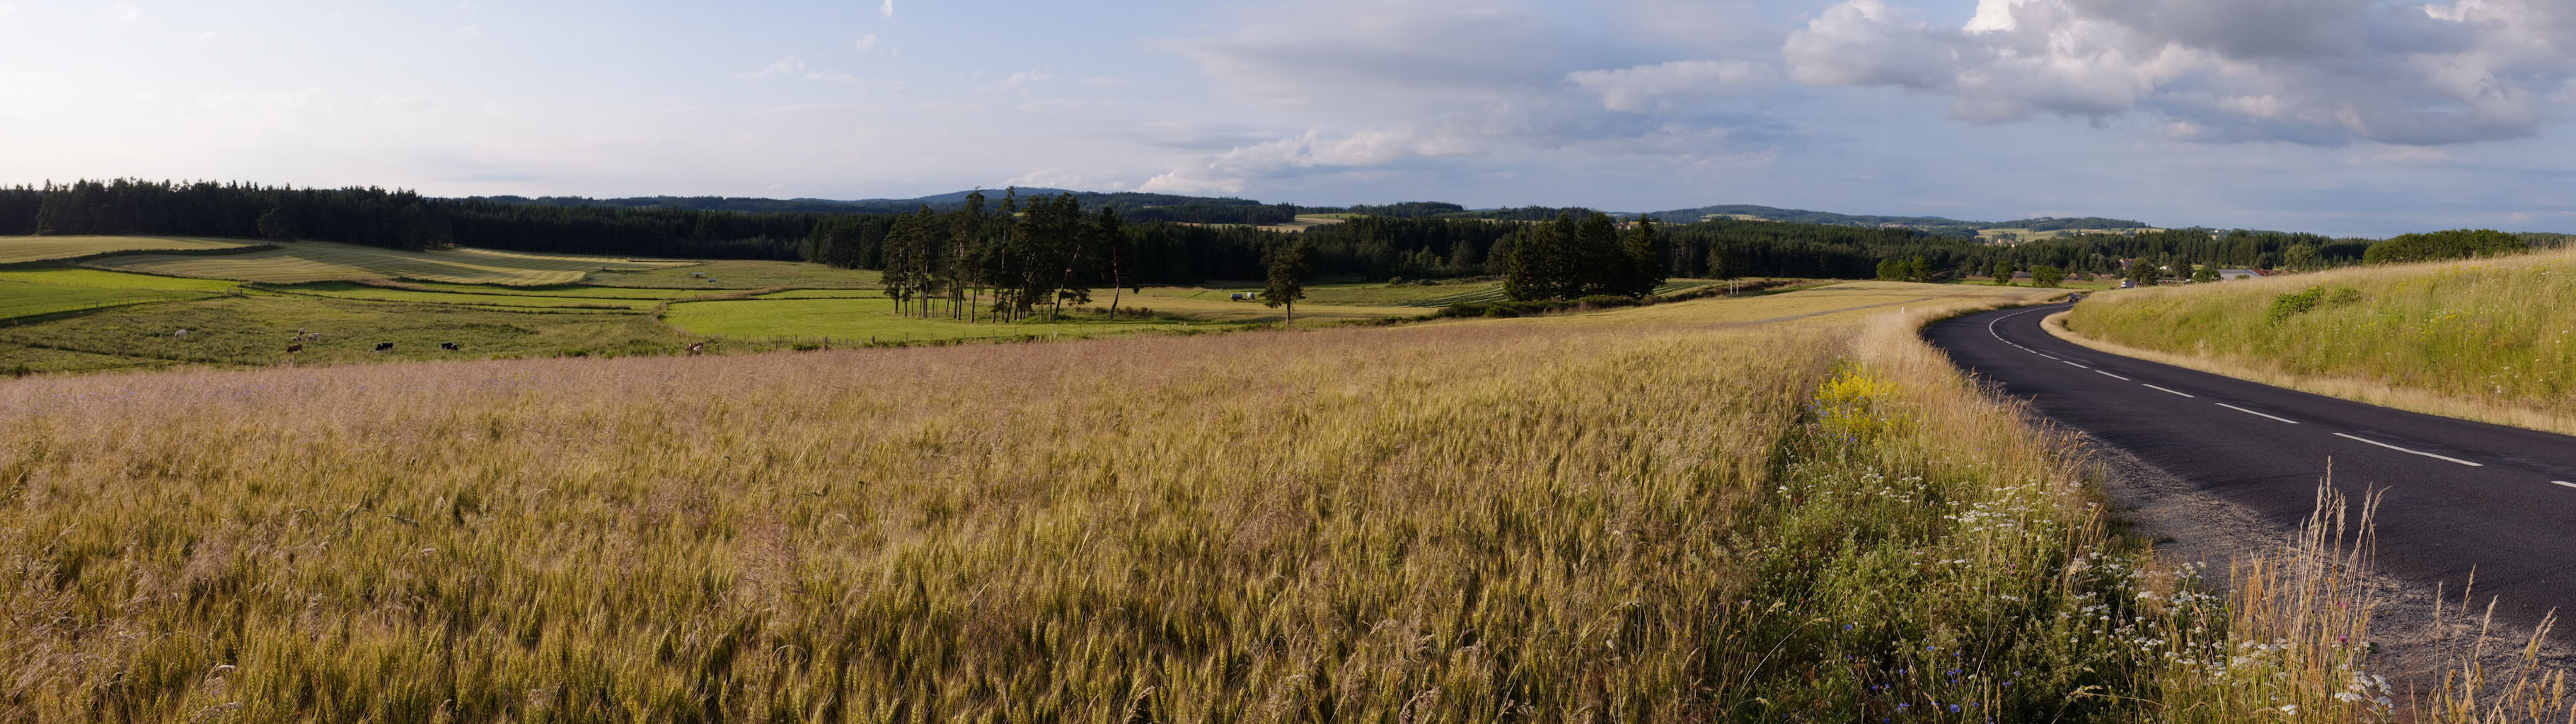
top-left (1264, 239), bottom-right (1310, 327)
top-left (1619, 216), bottom-right (1666, 297)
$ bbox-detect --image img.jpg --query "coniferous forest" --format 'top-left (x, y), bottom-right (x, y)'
top-left (0, 179), bottom-right (2524, 298)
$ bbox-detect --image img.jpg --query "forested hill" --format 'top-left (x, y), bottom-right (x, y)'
top-left (478, 190), bottom-right (1303, 226)
top-left (1644, 204), bottom-right (2149, 238)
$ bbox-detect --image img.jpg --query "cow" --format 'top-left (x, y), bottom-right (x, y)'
top-left (174, 329), bottom-right (190, 340)
top-left (287, 344), bottom-right (302, 354)
top-left (373, 342), bottom-right (394, 353)
top-left (686, 341), bottom-right (705, 356)
top-left (439, 342), bottom-right (459, 351)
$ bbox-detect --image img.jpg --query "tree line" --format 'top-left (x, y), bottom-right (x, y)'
top-left (4, 180), bottom-right (2553, 293)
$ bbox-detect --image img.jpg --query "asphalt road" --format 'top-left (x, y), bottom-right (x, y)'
top-left (1927, 303), bottom-right (2576, 625)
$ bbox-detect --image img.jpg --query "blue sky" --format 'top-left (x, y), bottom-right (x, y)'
top-left (1, 0), bottom-right (2571, 236)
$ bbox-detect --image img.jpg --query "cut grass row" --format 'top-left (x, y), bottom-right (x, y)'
top-left (86, 240), bottom-right (687, 286)
top-left (0, 235), bottom-right (255, 264)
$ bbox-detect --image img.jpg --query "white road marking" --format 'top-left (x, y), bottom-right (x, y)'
top-left (2062, 361), bottom-right (2090, 368)
top-left (2217, 403), bottom-right (2299, 425)
top-left (2553, 481), bottom-right (2576, 490)
top-left (2144, 384), bottom-right (2197, 398)
top-left (2333, 433), bottom-right (2485, 467)
top-left (2096, 370), bottom-right (2132, 381)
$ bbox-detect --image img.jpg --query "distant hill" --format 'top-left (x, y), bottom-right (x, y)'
top-left (1642, 204), bottom-right (2148, 238)
top-left (466, 189), bottom-right (1303, 225)
top-left (459, 192), bottom-right (2153, 240)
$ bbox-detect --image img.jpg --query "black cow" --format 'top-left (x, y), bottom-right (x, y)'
top-left (287, 344), bottom-right (302, 354)
top-left (439, 342), bottom-right (459, 351)
top-left (374, 342), bottom-right (394, 353)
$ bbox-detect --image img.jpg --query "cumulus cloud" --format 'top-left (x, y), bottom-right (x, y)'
top-left (1148, 0), bottom-right (1796, 194)
top-left (1783, 0), bottom-right (2576, 146)
top-left (1166, 0), bottom-right (1571, 113)
top-left (1139, 127), bottom-right (1484, 194)
top-left (853, 34), bottom-right (877, 52)
top-left (738, 57), bottom-right (804, 79)
top-left (1569, 59), bottom-right (1777, 112)
top-left (879, 0), bottom-right (893, 18)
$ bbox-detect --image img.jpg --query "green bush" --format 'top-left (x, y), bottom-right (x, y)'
top-left (2265, 286), bottom-right (2360, 323)
top-left (2363, 229), bottom-right (2527, 264)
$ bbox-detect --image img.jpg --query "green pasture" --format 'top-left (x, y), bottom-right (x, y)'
top-left (0, 281), bottom-right (219, 323)
top-left (0, 294), bottom-right (690, 372)
top-left (751, 288), bottom-right (887, 299)
top-left (0, 267), bottom-right (243, 292)
top-left (0, 235), bottom-right (255, 264)
top-left (398, 281), bottom-right (707, 300)
top-left (664, 298), bottom-right (1219, 343)
top-left (1140, 278), bottom-right (1723, 308)
top-left (266, 282), bottom-right (662, 310)
top-left (584, 259), bottom-right (883, 289)
top-left (87, 240), bottom-right (686, 286)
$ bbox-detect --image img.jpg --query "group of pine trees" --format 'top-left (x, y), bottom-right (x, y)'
top-left (1501, 213), bottom-right (1668, 301)
top-left (872, 191), bottom-right (1139, 322)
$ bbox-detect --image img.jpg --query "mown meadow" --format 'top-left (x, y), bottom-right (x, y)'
top-left (0, 281), bottom-right (2473, 723)
top-left (2060, 247), bottom-right (2576, 435)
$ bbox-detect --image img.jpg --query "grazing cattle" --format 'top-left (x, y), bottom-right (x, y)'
top-left (439, 342), bottom-right (459, 351)
top-left (287, 344), bottom-right (302, 354)
top-left (686, 341), bottom-right (705, 356)
top-left (174, 329), bottom-right (190, 340)
top-left (373, 342), bottom-right (394, 353)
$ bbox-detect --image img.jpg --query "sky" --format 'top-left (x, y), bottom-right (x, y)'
top-left (1, 0), bottom-right (2572, 236)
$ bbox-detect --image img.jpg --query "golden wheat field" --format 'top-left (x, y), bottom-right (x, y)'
top-left (0, 283), bottom-right (2500, 723)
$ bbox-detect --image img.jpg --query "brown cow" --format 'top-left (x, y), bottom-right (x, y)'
top-left (687, 341), bottom-right (705, 356)
top-left (287, 344), bottom-right (302, 354)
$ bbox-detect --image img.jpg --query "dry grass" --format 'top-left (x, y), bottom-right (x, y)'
top-left (0, 279), bottom-right (2437, 723)
top-left (2057, 247), bottom-right (2576, 436)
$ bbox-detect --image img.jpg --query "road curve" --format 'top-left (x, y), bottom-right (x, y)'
top-left (1927, 303), bottom-right (2576, 626)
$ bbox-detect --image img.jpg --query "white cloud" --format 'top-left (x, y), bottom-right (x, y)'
top-left (1783, 0), bottom-right (2576, 146)
top-left (853, 34), bottom-right (878, 52)
top-left (879, 0), bottom-right (893, 18)
top-left (1569, 59), bottom-right (1777, 112)
top-left (459, 24), bottom-right (480, 37)
top-left (0, 5), bottom-right (18, 22)
top-left (738, 57), bottom-right (804, 79)
top-left (1145, 0), bottom-right (1803, 196)
top-left (107, 2), bottom-right (141, 22)
top-left (1140, 126), bottom-right (1489, 194)
top-left (1008, 170), bottom-right (1130, 192)
top-left (804, 70), bottom-right (862, 83)
top-left (988, 67), bottom-right (1054, 93)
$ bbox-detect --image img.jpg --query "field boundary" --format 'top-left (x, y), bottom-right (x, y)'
top-left (8, 242), bottom-right (277, 269)
top-left (0, 291), bottom-right (227, 326)
top-left (2040, 310), bottom-right (2576, 438)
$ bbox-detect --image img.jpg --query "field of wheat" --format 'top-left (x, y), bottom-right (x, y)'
top-left (0, 284), bottom-right (2444, 723)
top-left (2060, 247), bottom-right (2576, 435)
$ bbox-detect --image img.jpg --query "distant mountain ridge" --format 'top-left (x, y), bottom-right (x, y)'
top-left (1641, 204), bottom-right (2150, 238)
top-left (461, 191), bottom-right (2149, 238)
